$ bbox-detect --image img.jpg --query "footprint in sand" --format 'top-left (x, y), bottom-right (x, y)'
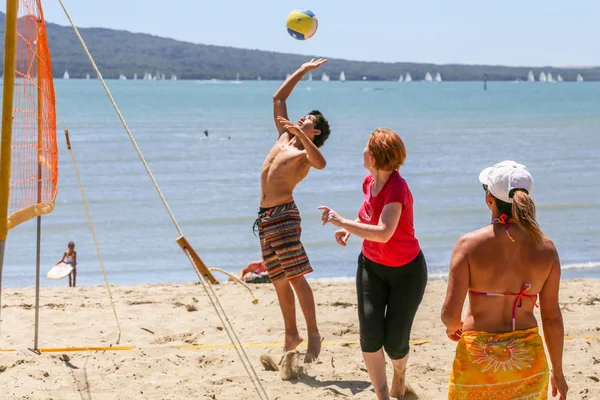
top-left (151, 333), bottom-right (196, 345)
top-left (259, 354), bottom-right (279, 371)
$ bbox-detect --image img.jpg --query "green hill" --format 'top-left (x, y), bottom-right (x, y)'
top-left (1, 12), bottom-right (599, 81)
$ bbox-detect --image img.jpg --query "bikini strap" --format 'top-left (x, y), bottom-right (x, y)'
top-left (492, 213), bottom-right (515, 242)
top-left (469, 283), bottom-right (539, 331)
top-left (511, 284), bottom-right (539, 330)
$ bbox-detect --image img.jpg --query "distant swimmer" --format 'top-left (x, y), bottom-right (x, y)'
top-left (204, 130), bottom-right (209, 137)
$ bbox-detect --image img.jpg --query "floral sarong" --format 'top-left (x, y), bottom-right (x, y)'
top-left (448, 327), bottom-right (549, 400)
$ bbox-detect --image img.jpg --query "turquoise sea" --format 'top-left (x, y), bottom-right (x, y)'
top-left (2, 80), bottom-right (600, 287)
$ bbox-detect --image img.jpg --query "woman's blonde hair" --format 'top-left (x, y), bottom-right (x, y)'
top-left (492, 189), bottom-right (544, 245)
top-left (511, 190), bottom-right (543, 245)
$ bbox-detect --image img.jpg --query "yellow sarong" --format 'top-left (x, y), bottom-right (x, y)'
top-left (448, 327), bottom-right (549, 400)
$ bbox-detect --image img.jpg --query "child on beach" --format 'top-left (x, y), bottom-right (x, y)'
top-left (253, 58), bottom-right (330, 363)
top-left (58, 241), bottom-right (77, 287)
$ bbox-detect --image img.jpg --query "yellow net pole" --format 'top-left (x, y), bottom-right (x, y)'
top-left (34, 21), bottom-right (44, 351)
top-left (0, 0), bottom-right (18, 240)
top-left (0, 0), bottom-right (20, 339)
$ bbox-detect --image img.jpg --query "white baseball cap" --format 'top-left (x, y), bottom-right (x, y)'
top-left (478, 160), bottom-right (534, 203)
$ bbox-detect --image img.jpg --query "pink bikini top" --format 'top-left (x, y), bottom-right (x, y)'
top-left (469, 283), bottom-right (539, 331)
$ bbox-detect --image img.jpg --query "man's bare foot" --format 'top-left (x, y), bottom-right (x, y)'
top-left (279, 334), bottom-right (303, 365)
top-left (303, 334), bottom-right (323, 363)
top-left (284, 333), bottom-right (303, 353)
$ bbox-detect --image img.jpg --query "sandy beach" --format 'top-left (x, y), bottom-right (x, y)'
top-left (0, 279), bottom-right (598, 399)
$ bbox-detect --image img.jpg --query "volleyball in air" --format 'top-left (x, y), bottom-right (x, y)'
top-left (286, 9), bottom-right (318, 40)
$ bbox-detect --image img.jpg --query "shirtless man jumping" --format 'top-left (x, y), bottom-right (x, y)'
top-left (254, 58), bottom-right (330, 363)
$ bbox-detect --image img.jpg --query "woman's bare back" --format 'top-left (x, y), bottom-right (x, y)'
top-left (463, 224), bottom-right (558, 332)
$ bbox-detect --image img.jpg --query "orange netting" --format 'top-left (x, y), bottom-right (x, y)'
top-left (7, 0), bottom-right (57, 230)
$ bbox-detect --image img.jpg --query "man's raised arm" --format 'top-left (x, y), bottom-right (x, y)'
top-left (273, 58), bottom-right (327, 135)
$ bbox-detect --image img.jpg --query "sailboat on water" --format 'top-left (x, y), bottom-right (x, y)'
top-left (307, 73), bottom-right (313, 81)
top-left (557, 74), bottom-right (563, 82)
top-left (321, 73), bottom-right (330, 82)
top-left (539, 72), bottom-right (547, 83)
top-left (576, 74), bottom-right (584, 82)
top-left (339, 71), bottom-right (346, 82)
top-left (398, 75), bottom-right (404, 83)
top-left (527, 71), bottom-right (535, 82)
top-left (405, 73), bottom-right (412, 82)
top-left (424, 72), bottom-right (433, 82)
top-left (434, 73), bottom-right (442, 83)
top-left (63, 70), bottom-right (70, 79)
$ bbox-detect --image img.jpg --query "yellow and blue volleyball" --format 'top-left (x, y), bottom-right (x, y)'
top-left (286, 9), bottom-right (318, 40)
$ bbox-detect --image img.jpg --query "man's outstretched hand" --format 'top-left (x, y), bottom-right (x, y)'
top-left (301, 58), bottom-right (328, 72)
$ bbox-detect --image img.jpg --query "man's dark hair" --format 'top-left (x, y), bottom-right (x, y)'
top-left (309, 110), bottom-right (330, 148)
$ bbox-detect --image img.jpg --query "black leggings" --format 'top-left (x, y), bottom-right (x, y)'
top-left (356, 251), bottom-right (427, 359)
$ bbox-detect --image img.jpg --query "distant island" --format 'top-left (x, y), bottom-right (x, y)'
top-left (1, 12), bottom-right (599, 81)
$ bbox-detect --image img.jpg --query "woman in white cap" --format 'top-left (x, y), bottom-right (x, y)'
top-left (441, 161), bottom-right (568, 400)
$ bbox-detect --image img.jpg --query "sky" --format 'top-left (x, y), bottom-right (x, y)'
top-left (2, 0), bottom-right (599, 67)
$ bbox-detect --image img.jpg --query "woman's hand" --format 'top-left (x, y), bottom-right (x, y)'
top-left (334, 229), bottom-right (351, 246)
top-left (317, 206), bottom-right (345, 228)
top-left (551, 371), bottom-right (568, 399)
top-left (446, 322), bottom-right (463, 342)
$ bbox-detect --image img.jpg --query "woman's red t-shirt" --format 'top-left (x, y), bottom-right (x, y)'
top-left (357, 171), bottom-right (421, 267)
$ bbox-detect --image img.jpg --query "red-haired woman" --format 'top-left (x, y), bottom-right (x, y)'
top-left (318, 128), bottom-right (427, 399)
